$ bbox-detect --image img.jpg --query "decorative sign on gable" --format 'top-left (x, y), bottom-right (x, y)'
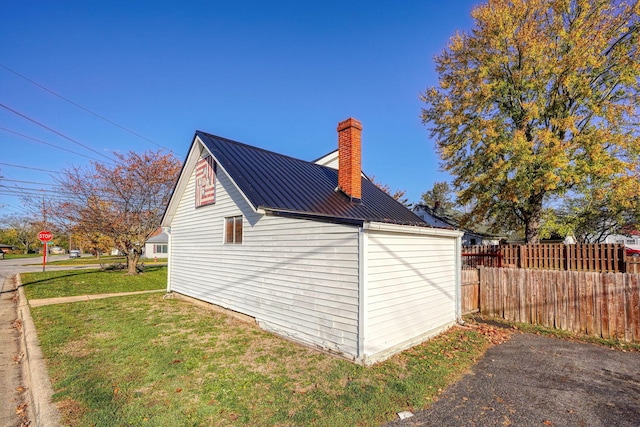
top-left (195, 156), bottom-right (216, 207)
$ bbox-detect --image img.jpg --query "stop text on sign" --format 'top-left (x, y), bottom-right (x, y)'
top-left (38, 230), bottom-right (53, 242)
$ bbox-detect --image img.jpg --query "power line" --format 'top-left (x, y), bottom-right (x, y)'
top-left (0, 186), bottom-right (74, 197)
top-left (0, 63), bottom-right (173, 153)
top-left (0, 187), bottom-right (155, 204)
top-left (0, 162), bottom-right (61, 174)
top-left (0, 178), bottom-right (63, 187)
top-left (0, 125), bottom-right (107, 163)
top-left (0, 103), bottom-right (115, 163)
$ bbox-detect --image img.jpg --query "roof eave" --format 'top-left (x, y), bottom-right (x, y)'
top-left (262, 208), bottom-right (365, 226)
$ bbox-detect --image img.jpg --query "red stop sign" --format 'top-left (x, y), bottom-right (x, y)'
top-left (38, 230), bottom-right (53, 242)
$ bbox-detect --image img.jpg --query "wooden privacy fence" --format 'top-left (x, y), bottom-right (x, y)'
top-left (461, 269), bottom-right (480, 314)
top-left (477, 266), bottom-right (640, 343)
top-left (462, 243), bottom-right (628, 272)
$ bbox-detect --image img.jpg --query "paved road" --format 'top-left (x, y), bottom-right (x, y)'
top-left (0, 255), bottom-right (71, 427)
top-left (388, 332), bottom-right (640, 427)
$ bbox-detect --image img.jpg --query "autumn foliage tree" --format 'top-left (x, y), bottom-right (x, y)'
top-left (57, 150), bottom-right (181, 274)
top-left (421, 181), bottom-right (456, 211)
top-left (72, 230), bottom-right (115, 259)
top-left (422, 0), bottom-right (639, 243)
top-left (0, 214), bottom-right (39, 254)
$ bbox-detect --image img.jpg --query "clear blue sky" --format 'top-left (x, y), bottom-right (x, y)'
top-left (1, 0), bottom-right (478, 217)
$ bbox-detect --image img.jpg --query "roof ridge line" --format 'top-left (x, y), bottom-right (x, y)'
top-left (196, 130), bottom-right (333, 168)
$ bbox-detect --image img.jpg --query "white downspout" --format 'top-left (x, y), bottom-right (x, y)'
top-left (163, 226), bottom-right (172, 293)
top-left (357, 226), bottom-right (368, 364)
top-left (455, 234), bottom-right (463, 324)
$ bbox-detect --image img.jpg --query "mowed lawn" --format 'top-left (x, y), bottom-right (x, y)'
top-left (21, 266), bottom-right (167, 300)
top-left (23, 268), bottom-right (493, 426)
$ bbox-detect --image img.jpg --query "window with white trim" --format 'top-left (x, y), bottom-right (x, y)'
top-left (225, 216), bottom-right (243, 244)
top-left (153, 244), bottom-right (168, 254)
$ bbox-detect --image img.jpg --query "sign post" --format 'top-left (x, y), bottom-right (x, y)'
top-left (38, 230), bottom-right (53, 272)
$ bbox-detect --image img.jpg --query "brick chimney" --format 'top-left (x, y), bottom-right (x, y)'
top-left (337, 118), bottom-right (362, 202)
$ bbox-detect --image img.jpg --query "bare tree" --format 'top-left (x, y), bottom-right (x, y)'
top-left (56, 150), bottom-right (181, 274)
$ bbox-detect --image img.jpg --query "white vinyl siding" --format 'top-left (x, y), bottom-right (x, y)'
top-left (363, 230), bottom-right (457, 361)
top-left (169, 163), bottom-right (361, 357)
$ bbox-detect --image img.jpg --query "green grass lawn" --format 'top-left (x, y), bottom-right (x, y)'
top-left (3, 253), bottom-right (41, 260)
top-left (27, 288), bottom-right (493, 426)
top-left (21, 266), bottom-right (167, 300)
top-left (45, 256), bottom-right (168, 266)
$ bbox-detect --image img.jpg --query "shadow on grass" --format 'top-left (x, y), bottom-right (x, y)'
top-left (19, 266), bottom-right (166, 289)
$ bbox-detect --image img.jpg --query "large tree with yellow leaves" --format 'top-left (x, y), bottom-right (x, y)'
top-left (422, 0), bottom-right (639, 243)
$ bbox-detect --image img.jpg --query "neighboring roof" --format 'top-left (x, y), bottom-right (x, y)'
top-left (186, 131), bottom-right (428, 227)
top-left (312, 149), bottom-right (338, 168)
top-left (413, 204), bottom-right (502, 238)
top-left (146, 231), bottom-right (168, 244)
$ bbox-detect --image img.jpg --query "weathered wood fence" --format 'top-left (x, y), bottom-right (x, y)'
top-left (463, 243), bottom-right (629, 272)
top-left (462, 266), bottom-right (640, 343)
top-left (461, 269), bottom-right (480, 314)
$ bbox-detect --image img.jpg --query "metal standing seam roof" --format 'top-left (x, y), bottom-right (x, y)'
top-left (196, 131), bottom-right (429, 227)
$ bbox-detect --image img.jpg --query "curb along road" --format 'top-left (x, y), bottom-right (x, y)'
top-left (0, 255), bottom-right (70, 427)
top-left (17, 280), bottom-right (61, 426)
top-left (0, 256), bottom-right (120, 427)
top-left (0, 273), bottom-right (28, 427)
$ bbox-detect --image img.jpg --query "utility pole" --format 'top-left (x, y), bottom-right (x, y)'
top-left (42, 193), bottom-right (47, 227)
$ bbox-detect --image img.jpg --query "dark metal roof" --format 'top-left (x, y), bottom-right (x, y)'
top-left (196, 131), bottom-right (428, 227)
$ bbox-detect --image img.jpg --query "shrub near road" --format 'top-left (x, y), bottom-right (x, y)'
top-left (24, 271), bottom-right (493, 426)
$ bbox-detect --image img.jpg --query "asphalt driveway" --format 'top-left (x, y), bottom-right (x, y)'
top-left (388, 332), bottom-right (640, 426)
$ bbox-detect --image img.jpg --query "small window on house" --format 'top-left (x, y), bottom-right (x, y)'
top-left (470, 238), bottom-right (477, 245)
top-left (154, 244), bottom-right (168, 254)
top-left (225, 216), bottom-right (243, 244)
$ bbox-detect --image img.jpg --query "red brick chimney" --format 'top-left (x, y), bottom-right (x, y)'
top-left (337, 118), bottom-right (362, 202)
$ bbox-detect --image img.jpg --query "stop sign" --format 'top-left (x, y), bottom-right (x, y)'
top-left (38, 230), bottom-right (53, 243)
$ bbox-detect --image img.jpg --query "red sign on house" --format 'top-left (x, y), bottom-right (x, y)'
top-left (195, 156), bottom-right (216, 207)
top-left (38, 230), bottom-right (53, 243)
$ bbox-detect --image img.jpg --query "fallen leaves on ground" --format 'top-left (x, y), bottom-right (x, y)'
top-left (463, 321), bottom-right (514, 345)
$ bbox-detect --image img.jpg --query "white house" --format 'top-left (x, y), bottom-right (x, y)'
top-left (144, 229), bottom-right (169, 258)
top-left (161, 118), bottom-right (463, 365)
top-left (605, 233), bottom-right (640, 246)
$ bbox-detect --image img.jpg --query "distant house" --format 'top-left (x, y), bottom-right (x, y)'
top-left (161, 118), bottom-right (464, 365)
top-left (0, 244), bottom-right (14, 259)
top-left (144, 229), bottom-right (168, 258)
top-left (412, 204), bottom-right (501, 246)
top-left (605, 232), bottom-right (640, 246)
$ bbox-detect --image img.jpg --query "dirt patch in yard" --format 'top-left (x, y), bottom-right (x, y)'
top-left (56, 398), bottom-right (86, 426)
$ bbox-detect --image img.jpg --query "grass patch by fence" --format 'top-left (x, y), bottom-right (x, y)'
top-left (21, 266), bottom-right (167, 300)
top-left (30, 293), bottom-right (492, 426)
top-left (466, 314), bottom-right (640, 352)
